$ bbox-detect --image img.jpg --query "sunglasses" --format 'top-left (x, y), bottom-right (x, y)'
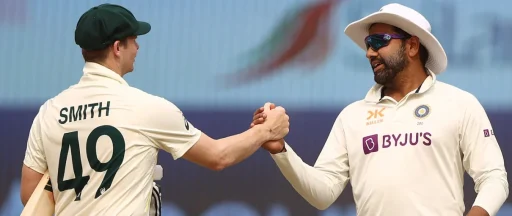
top-left (364, 33), bottom-right (409, 51)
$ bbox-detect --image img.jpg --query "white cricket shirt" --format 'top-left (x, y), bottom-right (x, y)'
top-left (271, 71), bottom-right (508, 216)
top-left (23, 62), bottom-right (202, 216)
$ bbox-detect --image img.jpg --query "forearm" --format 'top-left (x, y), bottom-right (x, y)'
top-left (20, 164), bottom-right (45, 205)
top-left (271, 143), bottom-right (345, 210)
top-left (472, 172), bottom-right (509, 216)
top-left (216, 125), bottom-right (269, 169)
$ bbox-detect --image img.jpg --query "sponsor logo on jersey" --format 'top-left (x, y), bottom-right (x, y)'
top-left (483, 129), bottom-right (494, 137)
top-left (362, 132), bottom-right (432, 155)
top-left (183, 114), bottom-right (190, 130)
top-left (362, 134), bottom-right (379, 154)
top-left (366, 107), bottom-right (385, 125)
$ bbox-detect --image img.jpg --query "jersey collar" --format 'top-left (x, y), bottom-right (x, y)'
top-left (81, 62), bottom-right (129, 86)
top-left (364, 68), bottom-right (437, 103)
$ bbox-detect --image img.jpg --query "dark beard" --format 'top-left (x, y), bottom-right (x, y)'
top-left (372, 43), bottom-right (408, 85)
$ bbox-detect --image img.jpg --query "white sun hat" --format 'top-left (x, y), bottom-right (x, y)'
top-left (344, 3), bottom-right (448, 75)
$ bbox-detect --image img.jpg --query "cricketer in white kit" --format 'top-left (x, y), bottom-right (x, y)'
top-left (21, 3), bottom-right (291, 216)
top-left (252, 3), bottom-right (508, 216)
top-left (22, 62), bottom-right (200, 215)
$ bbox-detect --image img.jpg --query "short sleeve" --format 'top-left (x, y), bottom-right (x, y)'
top-left (139, 96), bottom-right (202, 160)
top-left (23, 112), bottom-right (47, 174)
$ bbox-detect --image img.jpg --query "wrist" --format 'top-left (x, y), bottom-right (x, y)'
top-left (253, 125), bottom-right (271, 142)
top-left (466, 206), bottom-right (489, 216)
top-left (268, 140), bottom-right (287, 154)
top-left (270, 145), bottom-right (286, 154)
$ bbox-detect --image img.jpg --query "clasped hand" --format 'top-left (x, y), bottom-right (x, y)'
top-left (250, 102), bottom-right (288, 154)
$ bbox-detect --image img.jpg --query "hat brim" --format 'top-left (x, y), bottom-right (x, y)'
top-left (344, 12), bottom-right (447, 75)
top-left (135, 21), bottom-right (151, 35)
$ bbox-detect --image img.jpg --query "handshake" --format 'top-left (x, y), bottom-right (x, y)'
top-left (249, 102), bottom-right (290, 154)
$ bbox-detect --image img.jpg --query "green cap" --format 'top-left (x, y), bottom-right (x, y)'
top-left (75, 4), bottom-right (151, 50)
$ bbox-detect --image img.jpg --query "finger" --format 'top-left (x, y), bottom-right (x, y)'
top-left (254, 117), bottom-right (265, 124)
top-left (252, 113), bottom-right (266, 121)
top-left (253, 113), bottom-right (263, 120)
top-left (251, 118), bottom-right (266, 126)
top-left (264, 102), bottom-right (273, 112)
top-left (270, 103), bottom-right (276, 110)
top-left (253, 107), bottom-right (264, 116)
top-left (274, 106), bottom-right (285, 112)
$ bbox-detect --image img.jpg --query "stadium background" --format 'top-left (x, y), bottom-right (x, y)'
top-left (1, 0), bottom-right (511, 215)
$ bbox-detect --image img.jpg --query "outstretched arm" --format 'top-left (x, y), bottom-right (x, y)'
top-left (141, 99), bottom-right (289, 171)
top-left (254, 108), bottom-right (350, 210)
top-left (182, 126), bottom-right (271, 171)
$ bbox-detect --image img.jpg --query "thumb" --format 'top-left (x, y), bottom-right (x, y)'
top-left (264, 102), bottom-right (272, 112)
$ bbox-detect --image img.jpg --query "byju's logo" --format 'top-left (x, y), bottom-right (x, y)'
top-left (362, 132), bottom-right (433, 155)
top-left (362, 134), bottom-right (379, 155)
top-left (483, 129), bottom-right (494, 137)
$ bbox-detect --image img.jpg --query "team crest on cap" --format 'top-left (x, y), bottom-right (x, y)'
top-left (414, 105), bottom-right (430, 119)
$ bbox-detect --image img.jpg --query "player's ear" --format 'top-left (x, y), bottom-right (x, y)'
top-left (112, 41), bottom-right (121, 57)
top-left (407, 36), bottom-right (420, 58)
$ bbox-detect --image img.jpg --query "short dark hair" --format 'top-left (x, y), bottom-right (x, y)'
top-left (81, 38), bottom-right (128, 63)
top-left (392, 26), bottom-right (429, 67)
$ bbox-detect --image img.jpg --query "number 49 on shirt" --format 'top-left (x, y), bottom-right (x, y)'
top-left (57, 125), bottom-right (125, 201)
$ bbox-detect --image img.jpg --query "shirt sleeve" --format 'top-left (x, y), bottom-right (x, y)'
top-left (459, 94), bottom-right (509, 216)
top-left (139, 96), bottom-right (202, 160)
top-left (23, 111), bottom-right (47, 174)
top-left (270, 113), bottom-right (350, 210)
